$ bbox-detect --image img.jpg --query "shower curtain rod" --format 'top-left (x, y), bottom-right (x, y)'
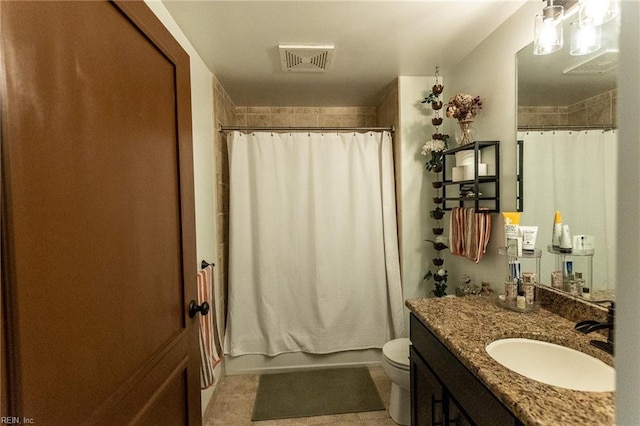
top-left (518, 125), bottom-right (616, 132)
top-left (219, 125), bottom-right (395, 133)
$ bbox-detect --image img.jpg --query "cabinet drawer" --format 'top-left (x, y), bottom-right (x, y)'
top-left (410, 314), bottom-right (519, 426)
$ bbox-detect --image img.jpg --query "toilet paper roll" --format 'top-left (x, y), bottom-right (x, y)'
top-left (452, 166), bottom-right (465, 182)
top-left (452, 164), bottom-right (488, 181)
top-left (455, 150), bottom-right (481, 167)
top-left (462, 165), bottom-right (474, 181)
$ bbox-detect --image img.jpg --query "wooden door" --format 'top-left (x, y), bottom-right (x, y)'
top-left (0, 1), bottom-right (201, 424)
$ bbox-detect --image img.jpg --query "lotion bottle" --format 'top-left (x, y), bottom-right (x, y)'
top-left (552, 211), bottom-right (563, 249)
top-left (559, 224), bottom-right (573, 253)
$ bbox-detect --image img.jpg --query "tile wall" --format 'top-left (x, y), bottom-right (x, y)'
top-left (518, 89), bottom-right (616, 129)
top-left (235, 106), bottom-right (378, 128)
top-left (213, 75), bottom-right (236, 327)
top-left (375, 79), bottom-right (402, 260)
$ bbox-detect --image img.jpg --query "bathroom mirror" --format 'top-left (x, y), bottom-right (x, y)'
top-left (516, 11), bottom-right (619, 299)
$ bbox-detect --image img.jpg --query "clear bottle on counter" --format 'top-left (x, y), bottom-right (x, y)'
top-left (516, 291), bottom-right (526, 309)
top-left (522, 282), bottom-right (535, 306)
top-left (504, 279), bottom-right (517, 302)
top-left (575, 272), bottom-right (590, 299)
top-left (564, 274), bottom-right (580, 295)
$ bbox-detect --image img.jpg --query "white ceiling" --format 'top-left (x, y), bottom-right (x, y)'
top-left (161, 0), bottom-right (528, 107)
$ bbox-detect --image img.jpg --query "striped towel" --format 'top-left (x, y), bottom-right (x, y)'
top-left (449, 207), bottom-right (492, 263)
top-left (197, 264), bottom-right (224, 389)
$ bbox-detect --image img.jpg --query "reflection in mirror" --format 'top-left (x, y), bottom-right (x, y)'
top-left (517, 9), bottom-right (618, 300)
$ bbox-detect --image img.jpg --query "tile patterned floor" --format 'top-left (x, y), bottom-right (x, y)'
top-left (203, 366), bottom-right (397, 426)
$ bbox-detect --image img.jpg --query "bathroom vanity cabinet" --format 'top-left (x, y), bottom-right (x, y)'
top-left (406, 297), bottom-right (614, 425)
top-left (409, 314), bottom-right (521, 426)
top-left (441, 140), bottom-right (500, 212)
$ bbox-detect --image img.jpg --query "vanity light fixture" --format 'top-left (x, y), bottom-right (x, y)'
top-left (570, 19), bottom-right (601, 56)
top-left (578, 0), bottom-right (619, 26)
top-left (533, 0), bottom-right (564, 55)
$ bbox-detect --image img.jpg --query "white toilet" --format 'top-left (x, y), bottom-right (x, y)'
top-left (382, 338), bottom-right (411, 425)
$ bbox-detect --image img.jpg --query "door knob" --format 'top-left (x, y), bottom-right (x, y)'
top-left (189, 300), bottom-right (210, 318)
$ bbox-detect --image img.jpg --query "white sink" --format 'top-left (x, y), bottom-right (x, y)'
top-left (485, 338), bottom-right (614, 392)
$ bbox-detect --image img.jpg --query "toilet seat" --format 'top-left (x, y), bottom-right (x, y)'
top-left (383, 338), bottom-right (411, 371)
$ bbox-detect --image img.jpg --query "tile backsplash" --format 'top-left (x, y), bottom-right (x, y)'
top-left (537, 285), bottom-right (609, 324)
top-left (518, 89), bottom-right (616, 130)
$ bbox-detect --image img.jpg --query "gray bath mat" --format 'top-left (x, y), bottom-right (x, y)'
top-left (251, 367), bottom-right (385, 421)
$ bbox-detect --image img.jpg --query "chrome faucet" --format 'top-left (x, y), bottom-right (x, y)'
top-left (575, 301), bottom-right (614, 355)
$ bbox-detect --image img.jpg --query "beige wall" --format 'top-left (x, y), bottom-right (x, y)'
top-left (441, 1), bottom-right (540, 291)
top-left (397, 76), bottom-right (437, 328)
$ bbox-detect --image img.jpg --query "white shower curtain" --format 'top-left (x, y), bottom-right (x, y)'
top-left (519, 130), bottom-right (617, 291)
top-left (224, 131), bottom-right (404, 356)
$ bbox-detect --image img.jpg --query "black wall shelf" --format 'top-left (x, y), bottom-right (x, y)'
top-left (441, 140), bottom-right (500, 212)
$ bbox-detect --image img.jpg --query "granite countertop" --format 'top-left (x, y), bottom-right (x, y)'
top-left (406, 296), bottom-right (614, 426)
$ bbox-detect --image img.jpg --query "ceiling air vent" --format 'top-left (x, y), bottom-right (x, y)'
top-left (563, 49), bottom-right (619, 75)
top-left (279, 44), bottom-right (334, 72)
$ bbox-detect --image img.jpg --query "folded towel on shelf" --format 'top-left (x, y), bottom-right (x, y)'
top-left (197, 264), bottom-right (224, 389)
top-left (449, 207), bottom-right (491, 263)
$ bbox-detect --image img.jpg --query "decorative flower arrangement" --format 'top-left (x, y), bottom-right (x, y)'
top-left (424, 264), bottom-right (448, 297)
top-left (421, 138), bottom-right (447, 172)
top-left (445, 93), bottom-right (483, 122)
top-left (421, 67), bottom-right (449, 298)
